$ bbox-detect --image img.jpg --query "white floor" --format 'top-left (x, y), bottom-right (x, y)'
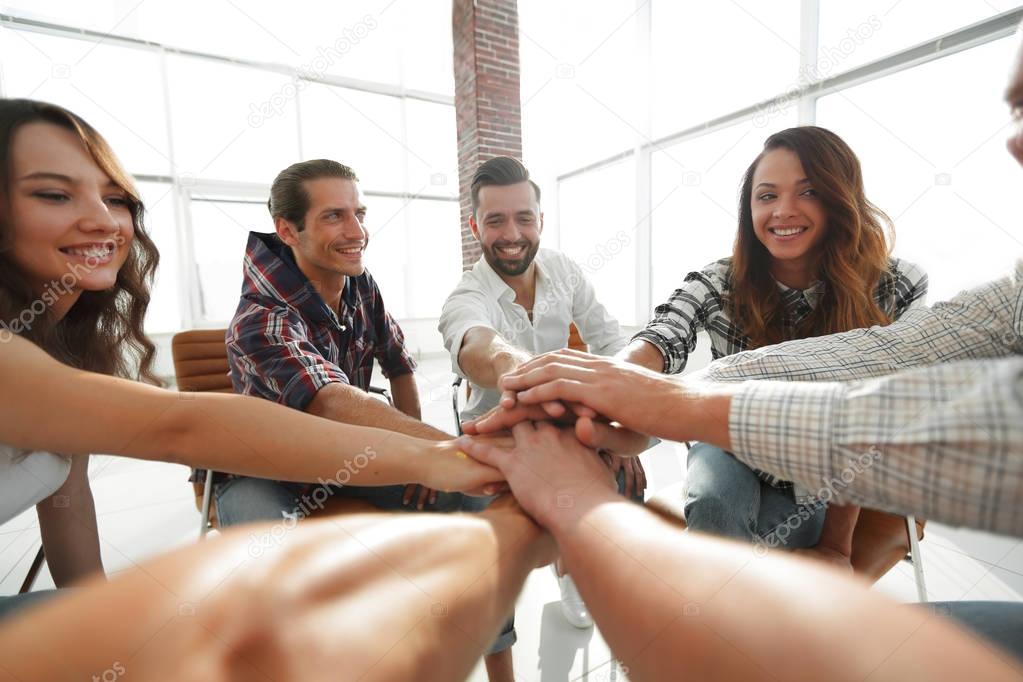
top-left (2, 354), bottom-right (1021, 681)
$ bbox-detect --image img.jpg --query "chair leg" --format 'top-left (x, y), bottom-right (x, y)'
top-left (199, 469), bottom-right (215, 539)
top-left (18, 547), bottom-right (45, 594)
top-left (906, 515), bottom-right (927, 603)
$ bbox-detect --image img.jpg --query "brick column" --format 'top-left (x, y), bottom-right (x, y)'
top-left (452, 0), bottom-right (522, 270)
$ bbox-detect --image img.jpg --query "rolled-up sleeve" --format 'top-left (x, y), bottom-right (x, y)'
top-left (227, 303), bottom-right (350, 411)
top-left (706, 261), bottom-right (1023, 384)
top-left (438, 287), bottom-right (496, 377)
top-left (728, 356), bottom-right (1023, 536)
top-left (632, 270), bottom-right (718, 374)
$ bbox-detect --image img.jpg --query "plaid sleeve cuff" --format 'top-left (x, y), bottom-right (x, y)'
top-left (728, 380), bottom-right (846, 494)
top-left (280, 363), bottom-right (351, 411)
top-left (632, 327), bottom-right (678, 373)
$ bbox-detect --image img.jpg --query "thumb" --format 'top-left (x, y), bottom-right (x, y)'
top-left (456, 435), bottom-right (508, 470)
top-left (574, 416), bottom-right (600, 449)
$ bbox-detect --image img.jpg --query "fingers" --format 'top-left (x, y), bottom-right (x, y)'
top-left (569, 403), bottom-right (598, 419)
top-left (402, 483), bottom-right (417, 507)
top-left (500, 388), bottom-right (517, 409)
top-left (515, 378), bottom-right (591, 408)
top-left (541, 400), bottom-right (567, 418)
top-left (508, 348), bottom-right (602, 376)
top-left (500, 362), bottom-right (596, 393)
top-left (470, 404), bottom-right (550, 433)
top-left (634, 458), bottom-right (648, 497)
top-left (456, 435), bottom-right (509, 471)
top-left (416, 485), bottom-right (431, 511)
top-left (622, 457), bottom-right (636, 499)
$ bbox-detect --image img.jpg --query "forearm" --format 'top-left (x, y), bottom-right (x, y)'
top-left (727, 357), bottom-right (1023, 535)
top-left (552, 500), bottom-right (1019, 681)
top-left (308, 382), bottom-right (450, 440)
top-left (0, 506), bottom-right (551, 682)
top-left (388, 372), bottom-right (422, 419)
top-left (616, 338), bottom-right (666, 372)
top-left (458, 330), bottom-right (531, 389)
top-left (35, 455), bottom-right (103, 586)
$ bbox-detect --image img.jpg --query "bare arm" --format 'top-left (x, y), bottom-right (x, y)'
top-left (307, 382), bottom-right (450, 440)
top-left (615, 338), bottom-right (667, 372)
top-left (35, 454), bottom-right (103, 586)
top-left (459, 424), bottom-right (1022, 682)
top-left (388, 372), bottom-right (422, 419)
top-left (457, 326), bottom-right (532, 390)
top-left (0, 334), bottom-right (502, 495)
top-left (0, 501), bottom-right (553, 682)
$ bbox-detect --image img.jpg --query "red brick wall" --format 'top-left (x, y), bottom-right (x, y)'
top-left (452, 0), bottom-right (522, 270)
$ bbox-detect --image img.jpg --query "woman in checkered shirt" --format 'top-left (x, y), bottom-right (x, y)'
top-left (620, 126), bottom-right (928, 569)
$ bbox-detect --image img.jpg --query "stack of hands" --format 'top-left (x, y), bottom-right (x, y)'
top-left (454, 348), bottom-right (682, 533)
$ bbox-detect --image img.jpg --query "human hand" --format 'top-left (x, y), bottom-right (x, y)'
top-left (456, 421), bottom-right (618, 532)
top-left (498, 348), bottom-right (684, 438)
top-left (417, 440), bottom-right (508, 499)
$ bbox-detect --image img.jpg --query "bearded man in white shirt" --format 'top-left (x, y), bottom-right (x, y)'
top-left (438, 156), bottom-right (645, 675)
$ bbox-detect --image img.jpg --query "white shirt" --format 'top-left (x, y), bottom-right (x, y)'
top-left (439, 248), bottom-right (627, 420)
top-left (0, 444), bottom-right (71, 525)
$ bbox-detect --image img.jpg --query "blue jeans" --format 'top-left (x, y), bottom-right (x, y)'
top-left (0, 589), bottom-right (60, 623)
top-left (463, 468), bottom-right (645, 655)
top-left (214, 476), bottom-right (465, 527)
top-left (685, 442), bottom-right (826, 550)
top-left (928, 601), bottom-right (1023, 663)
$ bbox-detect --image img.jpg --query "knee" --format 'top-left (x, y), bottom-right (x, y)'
top-left (684, 493), bottom-right (753, 540)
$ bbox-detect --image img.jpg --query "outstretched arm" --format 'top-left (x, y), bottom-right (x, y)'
top-left (0, 501), bottom-right (553, 682)
top-left (0, 334), bottom-right (504, 496)
top-left (458, 424), bottom-right (1023, 682)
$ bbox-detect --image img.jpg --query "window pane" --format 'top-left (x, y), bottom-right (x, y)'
top-left (650, 0), bottom-right (801, 137)
top-left (817, 37), bottom-right (1021, 302)
top-left (188, 198), bottom-right (269, 323)
top-left (299, 84), bottom-right (406, 193)
top-left (165, 55), bottom-right (300, 184)
top-left (398, 0), bottom-right (456, 94)
top-left (818, 0), bottom-right (1019, 76)
top-left (405, 100), bottom-right (458, 197)
top-left (405, 199), bottom-right (461, 318)
top-left (0, 29), bottom-right (171, 175)
top-left (520, 0), bottom-right (642, 175)
top-left (650, 108), bottom-right (797, 309)
top-left (558, 158), bottom-right (638, 326)
top-left (362, 196), bottom-right (411, 319)
top-left (139, 182), bottom-right (182, 334)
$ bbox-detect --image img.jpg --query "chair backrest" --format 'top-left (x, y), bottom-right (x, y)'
top-left (171, 329), bottom-right (233, 394)
top-left (567, 323), bottom-right (587, 352)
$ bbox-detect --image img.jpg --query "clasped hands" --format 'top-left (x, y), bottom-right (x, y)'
top-left (456, 349), bottom-right (674, 529)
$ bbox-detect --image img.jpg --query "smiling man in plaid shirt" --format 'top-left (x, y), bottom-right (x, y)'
top-left (215, 159), bottom-right (459, 529)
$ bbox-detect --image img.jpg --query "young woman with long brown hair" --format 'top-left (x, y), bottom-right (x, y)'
top-left (618, 126), bottom-right (928, 567)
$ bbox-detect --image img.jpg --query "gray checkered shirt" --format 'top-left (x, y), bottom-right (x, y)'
top-left (712, 260), bottom-right (1023, 536)
top-left (636, 257), bottom-right (928, 503)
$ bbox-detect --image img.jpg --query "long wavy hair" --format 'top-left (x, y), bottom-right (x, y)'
top-left (0, 99), bottom-right (160, 383)
top-left (728, 126), bottom-right (893, 349)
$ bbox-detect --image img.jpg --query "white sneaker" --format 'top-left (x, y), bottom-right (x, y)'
top-left (553, 566), bottom-right (593, 628)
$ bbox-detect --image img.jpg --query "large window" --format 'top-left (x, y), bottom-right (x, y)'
top-left (0, 2), bottom-right (458, 336)
top-left (523, 0), bottom-right (1023, 329)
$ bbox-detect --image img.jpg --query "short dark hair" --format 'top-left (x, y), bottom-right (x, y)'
top-left (268, 159), bottom-right (359, 231)
top-left (469, 156), bottom-right (541, 216)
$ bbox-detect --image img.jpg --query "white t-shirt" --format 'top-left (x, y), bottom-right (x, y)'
top-left (0, 444), bottom-right (71, 525)
top-left (439, 248), bottom-right (627, 420)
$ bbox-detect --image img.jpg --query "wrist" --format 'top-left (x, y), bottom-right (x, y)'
top-left (543, 486), bottom-right (619, 539)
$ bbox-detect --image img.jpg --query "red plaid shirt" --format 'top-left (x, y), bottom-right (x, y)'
top-left (226, 232), bottom-right (417, 408)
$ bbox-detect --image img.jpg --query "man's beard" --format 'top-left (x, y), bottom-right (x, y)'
top-left (483, 240), bottom-right (539, 277)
